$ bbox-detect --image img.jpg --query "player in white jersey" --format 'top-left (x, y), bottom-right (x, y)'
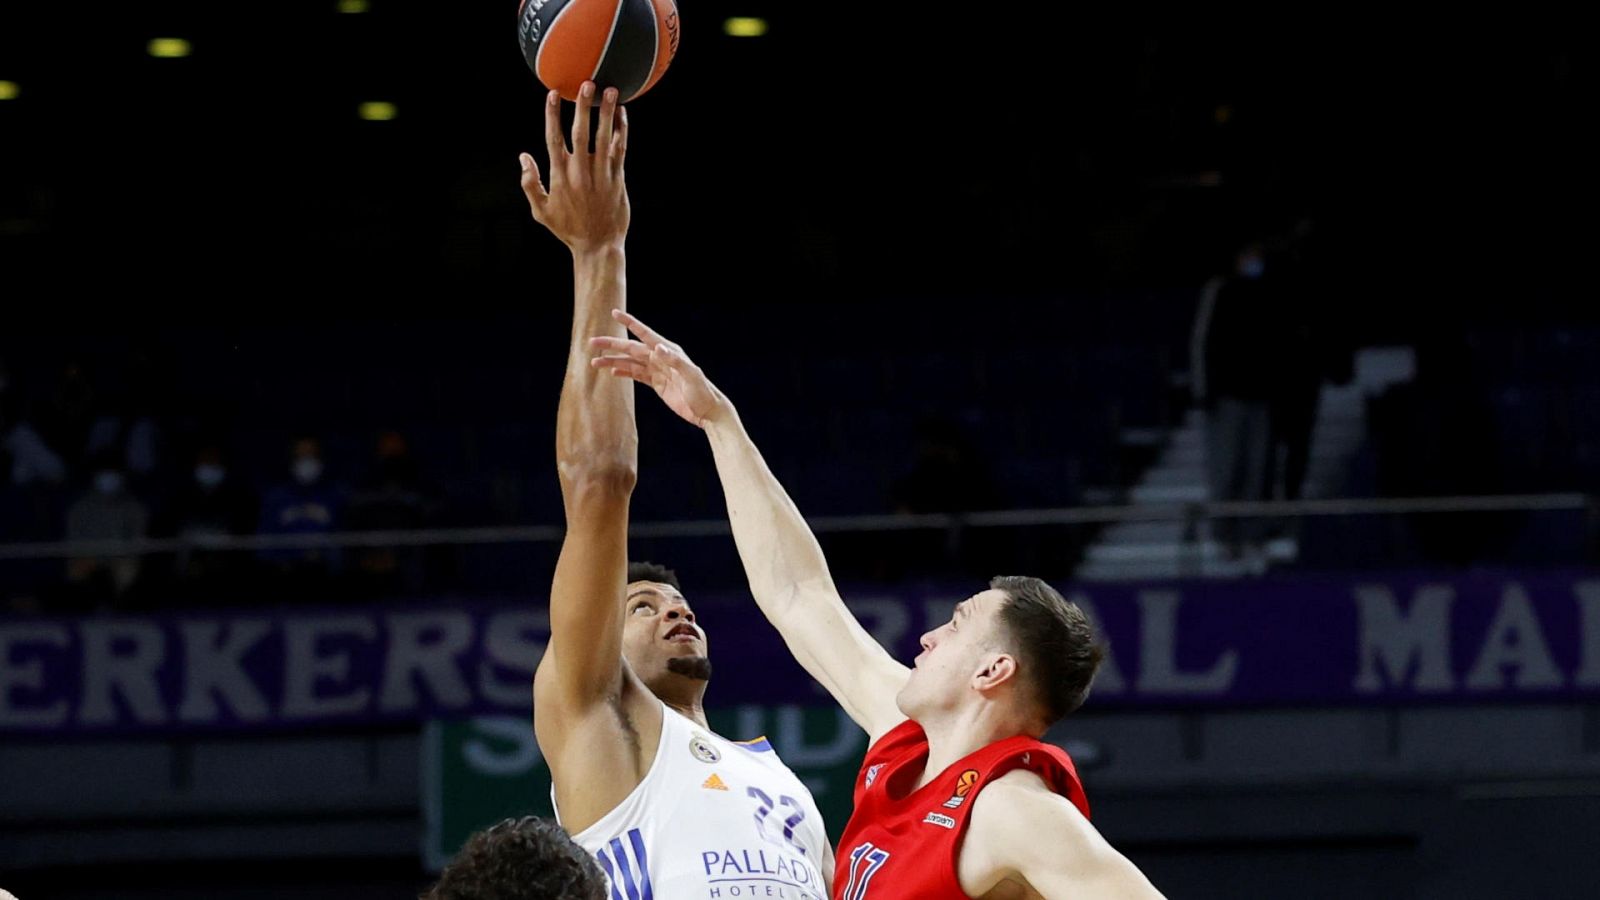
top-left (517, 82), bottom-right (834, 900)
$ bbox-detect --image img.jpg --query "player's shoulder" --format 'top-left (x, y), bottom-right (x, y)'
top-left (958, 767), bottom-right (1092, 895)
top-left (727, 734), bottom-right (776, 754)
top-left (726, 734), bottom-right (811, 780)
top-left (970, 769), bottom-right (1091, 842)
top-left (981, 767), bottom-right (1055, 802)
top-left (723, 732), bottom-right (782, 767)
top-left (966, 772), bottom-right (1160, 899)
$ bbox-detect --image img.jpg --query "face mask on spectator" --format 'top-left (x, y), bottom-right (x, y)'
top-left (95, 470), bottom-right (125, 495)
top-left (293, 457), bottom-right (323, 486)
top-left (195, 463), bottom-right (226, 490)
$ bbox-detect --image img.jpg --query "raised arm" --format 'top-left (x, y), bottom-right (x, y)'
top-left (524, 84), bottom-right (638, 717)
top-left (591, 312), bottom-right (909, 740)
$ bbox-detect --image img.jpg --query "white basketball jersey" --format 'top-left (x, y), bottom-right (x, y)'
top-left (554, 700), bottom-right (831, 900)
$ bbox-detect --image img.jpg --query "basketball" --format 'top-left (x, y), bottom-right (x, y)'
top-left (517, 0), bottom-right (680, 104)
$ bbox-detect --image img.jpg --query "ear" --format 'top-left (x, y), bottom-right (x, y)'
top-left (972, 653), bottom-right (1019, 694)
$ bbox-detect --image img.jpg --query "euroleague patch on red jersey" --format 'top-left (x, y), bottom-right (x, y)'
top-left (942, 768), bottom-right (980, 809)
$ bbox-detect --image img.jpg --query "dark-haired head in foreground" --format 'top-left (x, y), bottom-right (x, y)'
top-left (423, 815), bottom-right (605, 900)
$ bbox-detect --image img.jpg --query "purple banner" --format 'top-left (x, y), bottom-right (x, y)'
top-left (3, 571), bottom-right (1599, 734)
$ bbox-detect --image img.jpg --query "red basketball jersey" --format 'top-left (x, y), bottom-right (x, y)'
top-left (832, 719), bottom-right (1089, 900)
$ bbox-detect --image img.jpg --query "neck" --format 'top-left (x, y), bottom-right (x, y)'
top-left (913, 706), bottom-right (1037, 790)
top-left (666, 698), bottom-right (708, 728)
top-left (654, 678), bottom-right (709, 729)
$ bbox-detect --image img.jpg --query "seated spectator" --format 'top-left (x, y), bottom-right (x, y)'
top-left (64, 453), bottom-right (149, 608)
top-left (157, 442), bottom-right (258, 599)
top-left (348, 430), bottom-right (439, 595)
top-left (1, 357), bottom-right (68, 488)
top-left (258, 436), bottom-right (345, 598)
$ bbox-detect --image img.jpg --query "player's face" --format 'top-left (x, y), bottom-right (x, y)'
top-left (620, 581), bottom-right (710, 679)
top-left (898, 589), bottom-right (1010, 718)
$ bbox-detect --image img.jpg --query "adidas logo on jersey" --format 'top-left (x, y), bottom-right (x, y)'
top-left (702, 773), bottom-right (729, 791)
top-left (923, 812), bottom-right (957, 829)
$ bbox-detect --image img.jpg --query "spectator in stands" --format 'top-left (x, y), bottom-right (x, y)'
top-left (1, 356), bottom-right (68, 488)
top-left (1191, 238), bottom-right (1277, 560)
top-left (83, 345), bottom-right (172, 489)
top-left (158, 442), bottom-right (258, 598)
top-left (64, 452), bottom-right (150, 606)
top-left (347, 430), bottom-right (438, 595)
top-left (258, 435), bottom-right (345, 597)
top-left (1266, 220), bottom-right (1323, 504)
top-left (1, 359), bottom-right (71, 609)
top-left (1265, 215), bottom-right (1351, 507)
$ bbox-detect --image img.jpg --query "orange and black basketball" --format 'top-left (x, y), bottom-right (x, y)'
top-left (517, 0), bottom-right (680, 104)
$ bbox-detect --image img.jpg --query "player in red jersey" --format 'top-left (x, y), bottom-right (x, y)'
top-left (591, 312), bottom-right (1166, 899)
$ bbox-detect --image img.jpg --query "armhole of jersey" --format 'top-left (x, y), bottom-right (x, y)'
top-left (987, 741), bottom-right (1090, 819)
top-left (949, 744), bottom-right (1070, 895)
top-left (553, 698), bottom-right (673, 841)
top-left (1036, 743), bottom-right (1089, 818)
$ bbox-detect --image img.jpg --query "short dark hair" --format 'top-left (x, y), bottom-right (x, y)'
top-left (423, 816), bottom-right (605, 900)
top-left (628, 561), bottom-right (681, 592)
top-left (990, 575), bottom-right (1105, 723)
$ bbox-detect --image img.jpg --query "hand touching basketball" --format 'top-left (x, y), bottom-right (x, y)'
top-left (520, 81), bottom-right (629, 255)
top-left (590, 310), bottom-right (729, 428)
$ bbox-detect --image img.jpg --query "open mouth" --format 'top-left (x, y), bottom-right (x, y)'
top-left (664, 624), bottom-right (699, 644)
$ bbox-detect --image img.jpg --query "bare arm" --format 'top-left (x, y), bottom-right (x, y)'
top-left (590, 313), bottom-right (909, 741)
top-left (962, 773), bottom-right (1166, 900)
top-left (523, 84), bottom-right (638, 718)
top-left (701, 406), bottom-right (909, 738)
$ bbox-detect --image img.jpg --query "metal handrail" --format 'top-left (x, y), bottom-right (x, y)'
top-left (0, 493), bottom-right (1588, 561)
